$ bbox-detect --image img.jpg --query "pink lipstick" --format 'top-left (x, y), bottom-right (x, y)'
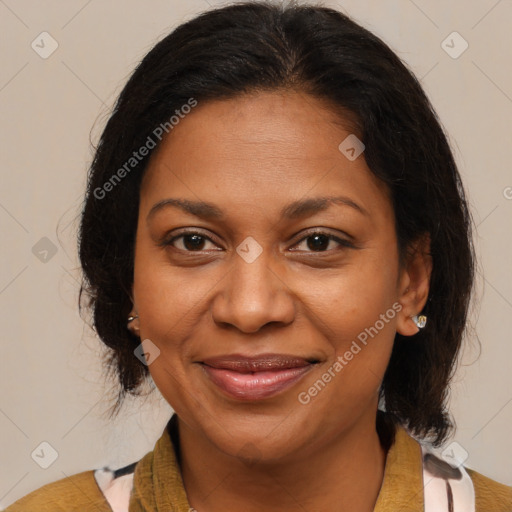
top-left (199, 354), bottom-right (316, 401)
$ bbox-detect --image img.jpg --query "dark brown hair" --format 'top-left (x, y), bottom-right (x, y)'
top-left (79, 0), bottom-right (475, 446)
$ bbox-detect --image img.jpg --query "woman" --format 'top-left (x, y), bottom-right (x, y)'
top-left (6, 1), bottom-right (511, 511)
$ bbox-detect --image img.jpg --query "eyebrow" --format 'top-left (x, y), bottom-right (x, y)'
top-left (146, 195), bottom-right (368, 223)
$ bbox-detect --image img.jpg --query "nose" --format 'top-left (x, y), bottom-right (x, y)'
top-left (210, 249), bottom-right (296, 334)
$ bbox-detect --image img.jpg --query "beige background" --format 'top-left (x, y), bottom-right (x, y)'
top-left (1, 0), bottom-right (511, 507)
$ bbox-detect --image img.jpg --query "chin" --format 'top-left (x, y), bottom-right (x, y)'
top-left (193, 405), bottom-right (318, 464)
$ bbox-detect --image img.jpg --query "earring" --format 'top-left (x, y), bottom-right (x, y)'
top-left (127, 313), bottom-right (140, 336)
top-left (411, 314), bottom-right (427, 329)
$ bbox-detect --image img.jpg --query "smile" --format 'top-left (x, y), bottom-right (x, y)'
top-left (199, 354), bottom-right (318, 401)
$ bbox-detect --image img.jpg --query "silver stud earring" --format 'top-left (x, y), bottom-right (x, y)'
top-left (411, 314), bottom-right (427, 329)
top-left (127, 315), bottom-right (140, 337)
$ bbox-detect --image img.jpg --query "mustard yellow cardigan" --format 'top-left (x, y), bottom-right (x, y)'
top-left (4, 416), bottom-right (511, 511)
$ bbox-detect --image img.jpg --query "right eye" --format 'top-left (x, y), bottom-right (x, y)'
top-left (162, 231), bottom-right (223, 252)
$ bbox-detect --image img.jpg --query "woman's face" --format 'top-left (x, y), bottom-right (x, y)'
top-left (133, 90), bottom-right (427, 461)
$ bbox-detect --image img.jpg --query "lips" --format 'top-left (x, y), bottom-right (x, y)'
top-left (199, 354), bottom-right (317, 401)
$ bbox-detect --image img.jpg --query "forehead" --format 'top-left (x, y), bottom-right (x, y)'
top-left (140, 90), bottom-right (391, 222)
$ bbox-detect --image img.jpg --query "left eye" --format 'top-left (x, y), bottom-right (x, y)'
top-left (291, 232), bottom-right (353, 252)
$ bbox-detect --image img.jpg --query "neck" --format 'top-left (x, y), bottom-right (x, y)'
top-left (176, 410), bottom-right (389, 512)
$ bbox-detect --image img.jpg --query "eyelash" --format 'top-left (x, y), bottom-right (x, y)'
top-left (160, 229), bottom-right (355, 254)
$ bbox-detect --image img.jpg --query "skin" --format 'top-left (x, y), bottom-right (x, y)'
top-left (130, 90), bottom-right (431, 512)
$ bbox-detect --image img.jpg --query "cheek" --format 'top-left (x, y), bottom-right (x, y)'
top-left (132, 254), bottom-right (198, 408)
top-left (134, 274), bottom-right (200, 368)
top-left (133, 241), bottom-right (206, 333)
top-left (300, 259), bottom-right (399, 389)
top-left (301, 255), bottom-right (399, 339)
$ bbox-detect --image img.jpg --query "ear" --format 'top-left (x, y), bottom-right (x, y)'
top-left (396, 233), bottom-right (432, 336)
top-left (129, 283), bottom-right (136, 305)
top-left (127, 312), bottom-right (140, 337)
top-left (127, 284), bottom-right (140, 336)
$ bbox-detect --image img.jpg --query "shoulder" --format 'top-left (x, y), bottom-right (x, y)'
top-left (3, 469), bottom-right (112, 512)
top-left (393, 423), bottom-right (511, 512)
top-left (467, 467), bottom-right (512, 512)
